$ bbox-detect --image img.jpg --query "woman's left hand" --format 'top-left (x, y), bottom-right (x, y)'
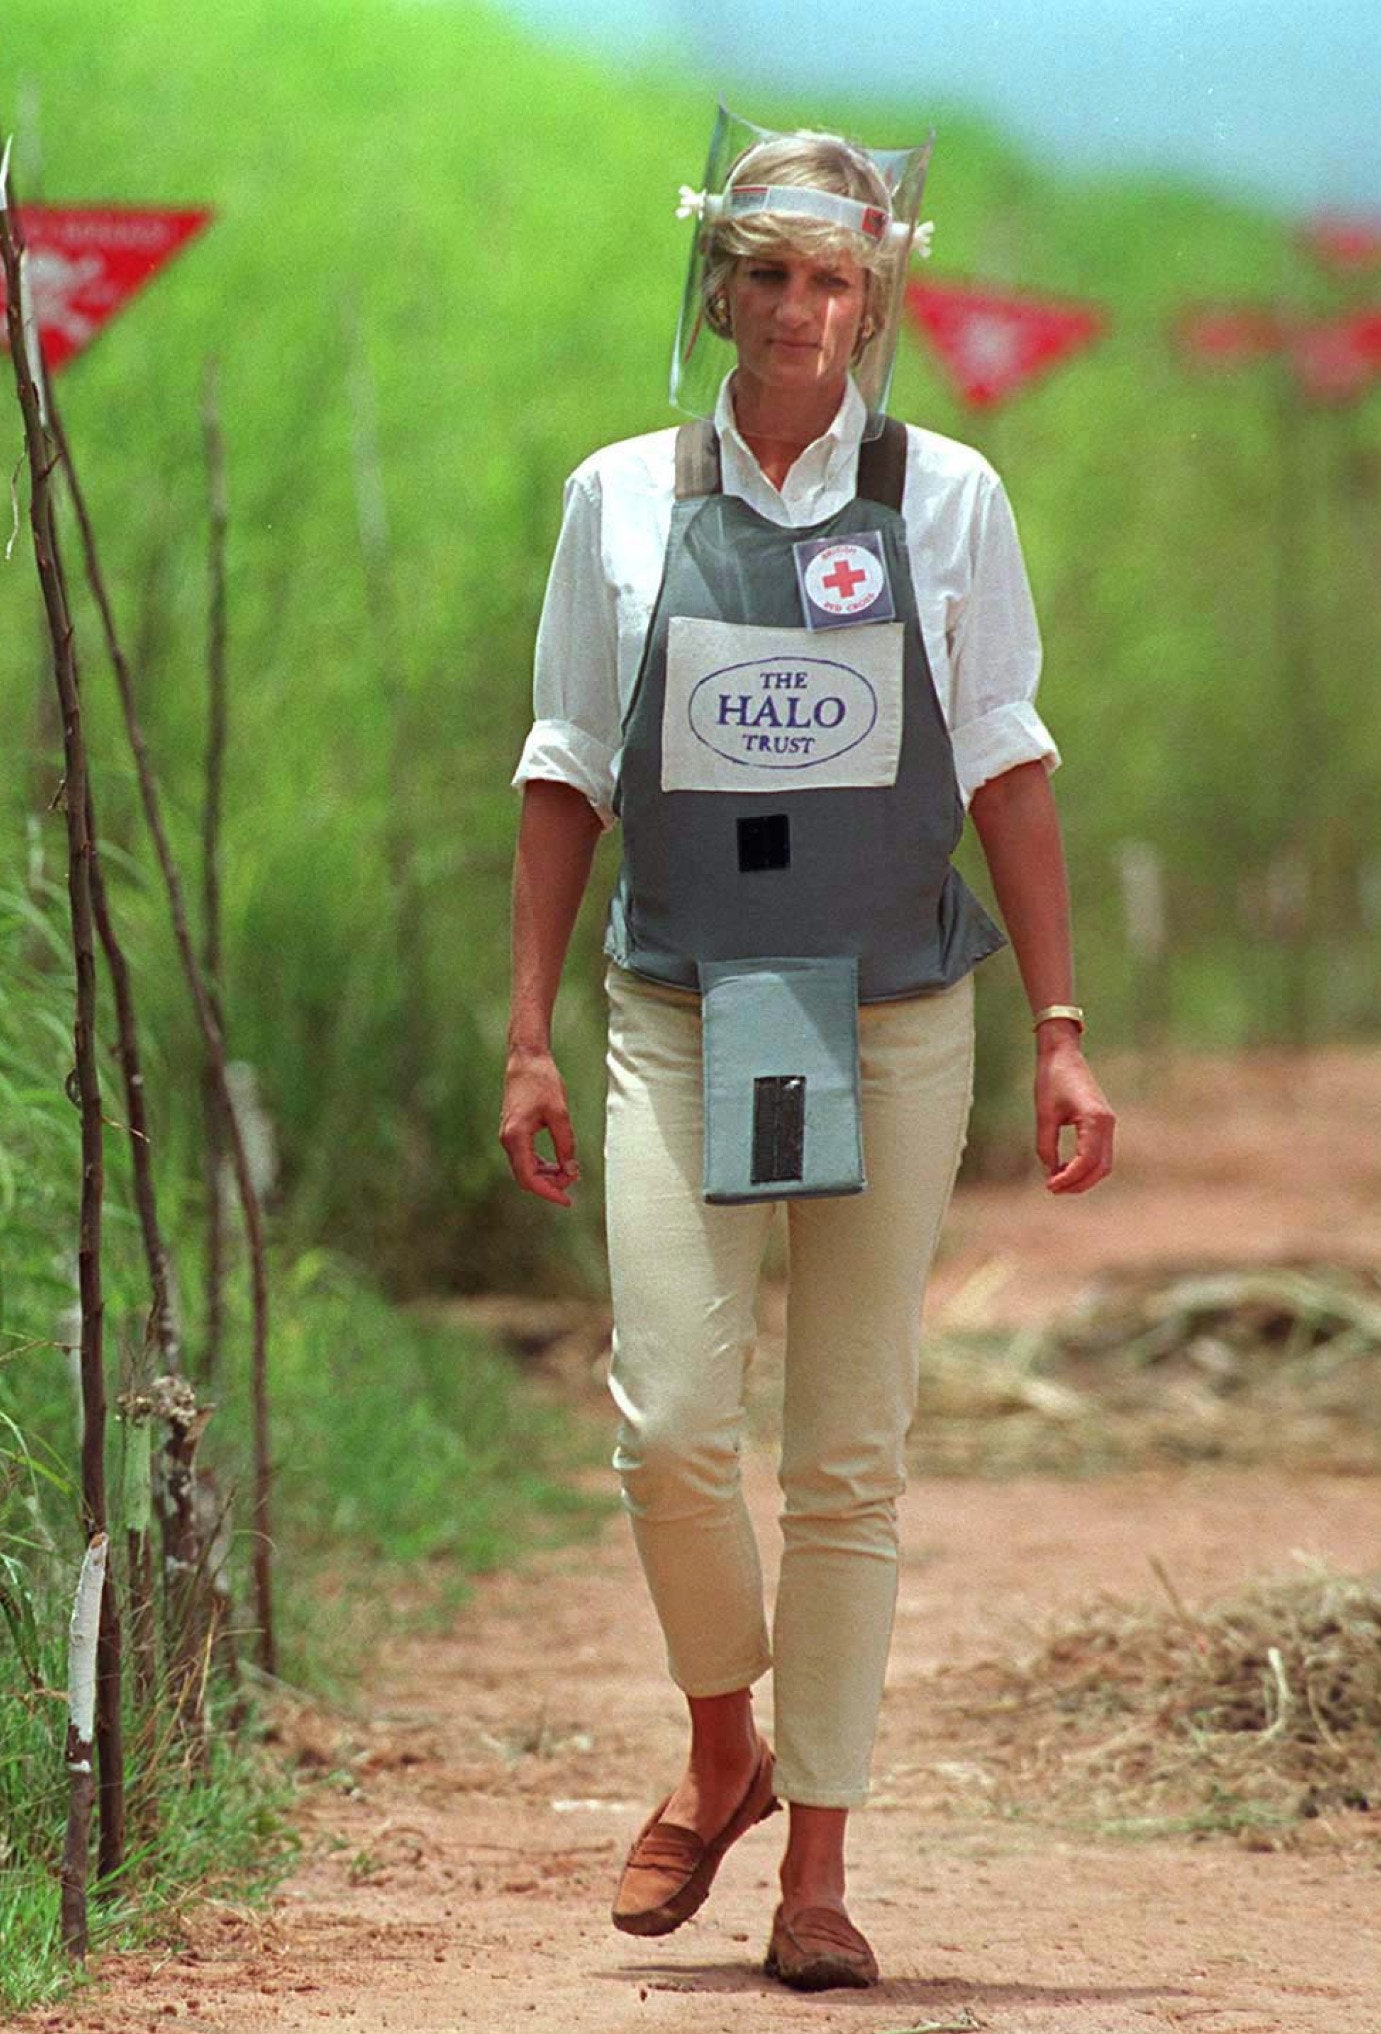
top-left (1035, 1031), bottom-right (1115, 1194)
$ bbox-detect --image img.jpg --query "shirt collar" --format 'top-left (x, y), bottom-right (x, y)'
top-left (712, 374), bottom-right (868, 523)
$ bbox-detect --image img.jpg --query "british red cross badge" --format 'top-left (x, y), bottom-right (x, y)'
top-left (793, 531), bottom-right (895, 630)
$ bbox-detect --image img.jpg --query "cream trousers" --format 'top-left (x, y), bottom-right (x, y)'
top-left (603, 962), bottom-right (975, 1808)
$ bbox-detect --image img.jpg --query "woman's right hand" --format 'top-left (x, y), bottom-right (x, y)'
top-left (499, 1049), bottom-right (581, 1207)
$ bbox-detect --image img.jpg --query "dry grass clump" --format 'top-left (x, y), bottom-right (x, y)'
top-left (930, 1567), bottom-right (1381, 1838)
top-left (911, 1263), bottom-right (1381, 1475)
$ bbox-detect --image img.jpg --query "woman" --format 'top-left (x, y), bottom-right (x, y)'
top-left (502, 114), bottom-right (1114, 1992)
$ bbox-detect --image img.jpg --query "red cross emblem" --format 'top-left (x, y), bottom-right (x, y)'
top-left (797, 537), bottom-right (890, 625)
top-left (821, 556), bottom-right (869, 600)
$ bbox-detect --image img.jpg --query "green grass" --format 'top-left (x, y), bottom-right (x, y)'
top-left (0, 1250), bottom-right (608, 2014)
top-left (0, 1702), bottom-right (299, 2014)
top-left (0, 879), bottom-right (608, 2012)
top-left (218, 1248), bottom-right (611, 1692)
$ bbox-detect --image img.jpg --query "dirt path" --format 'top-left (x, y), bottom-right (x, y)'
top-left (33, 1050), bottom-right (1381, 2034)
top-left (927, 1045), bottom-right (1381, 1328)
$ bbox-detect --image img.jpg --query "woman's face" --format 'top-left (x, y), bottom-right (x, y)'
top-left (724, 244), bottom-right (869, 408)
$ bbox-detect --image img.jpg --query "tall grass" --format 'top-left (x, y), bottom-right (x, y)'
top-left (0, 1571), bottom-right (297, 2013)
top-left (1, 1245), bottom-right (602, 2011)
top-left (0, 1271), bottom-right (601, 2010)
top-left (2, 0), bottom-right (1378, 1299)
top-left (0, 877), bottom-right (606, 2009)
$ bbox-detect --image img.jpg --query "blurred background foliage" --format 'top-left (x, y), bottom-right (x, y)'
top-left (2, 0), bottom-right (1379, 1314)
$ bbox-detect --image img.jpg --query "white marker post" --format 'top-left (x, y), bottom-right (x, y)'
top-left (62, 1532), bottom-right (109, 1959)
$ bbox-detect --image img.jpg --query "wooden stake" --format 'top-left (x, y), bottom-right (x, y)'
top-left (16, 92), bottom-right (62, 912)
top-left (0, 143), bottom-right (126, 1885)
top-left (200, 356), bottom-right (229, 1388)
top-left (117, 1385), bottom-right (160, 1838)
top-left (152, 1373), bottom-right (216, 1768)
top-left (42, 314), bottom-right (276, 1681)
top-left (47, 508), bottom-right (183, 1386)
top-left (1274, 368), bottom-right (1315, 1049)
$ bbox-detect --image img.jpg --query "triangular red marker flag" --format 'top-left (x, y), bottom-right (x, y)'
top-left (1299, 214), bottom-right (1381, 277)
top-left (0, 206), bottom-right (212, 374)
top-left (1287, 310), bottom-right (1381, 404)
top-left (905, 280), bottom-right (1105, 408)
top-left (1175, 304), bottom-right (1284, 368)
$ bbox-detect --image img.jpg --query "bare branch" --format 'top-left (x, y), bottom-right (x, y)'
top-left (0, 159), bottom-right (125, 1883)
top-left (45, 361), bottom-right (277, 1680)
top-left (200, 356), bottom-right (229, 1386)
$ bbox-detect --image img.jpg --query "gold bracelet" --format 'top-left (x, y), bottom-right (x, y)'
top-left (1032, 1004), bottom-right (1085, 1032)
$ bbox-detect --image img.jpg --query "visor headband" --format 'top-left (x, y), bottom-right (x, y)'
top-left (676, 182), bottom-right (933, 260)
top-left (725, 183), bottom-right (890, 241)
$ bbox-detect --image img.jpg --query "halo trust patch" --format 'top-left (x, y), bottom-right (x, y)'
top-left (793, 530), bottom-right (895, 630)
top-left (661, 617), bottom-right (904, 792)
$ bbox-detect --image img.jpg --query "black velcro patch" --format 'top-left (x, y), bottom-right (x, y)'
top-left (737, 813), bottom-right (791, 873)
top-left (751, 1076), bottom-right (806, 1184)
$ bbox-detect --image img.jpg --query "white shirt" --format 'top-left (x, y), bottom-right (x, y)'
top-left (513, 378), bottom-right (1058, 827)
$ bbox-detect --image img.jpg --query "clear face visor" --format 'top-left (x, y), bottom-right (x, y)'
top-left (670, 105), bottom-right (933, 442)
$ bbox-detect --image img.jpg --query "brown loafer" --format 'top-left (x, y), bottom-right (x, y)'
top-left (764, 1902), bottom-right (880, 1990)
top-left (611, 1740), bottom-right (778, 1936)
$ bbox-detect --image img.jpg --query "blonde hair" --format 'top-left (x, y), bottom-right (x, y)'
top-left (701, 132), bottom-right (900, 356)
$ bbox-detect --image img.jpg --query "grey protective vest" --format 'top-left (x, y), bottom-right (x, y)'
top-left (605, 418), bottom-right (1005, 1003)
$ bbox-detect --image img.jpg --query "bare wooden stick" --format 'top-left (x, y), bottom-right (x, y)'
top-left (41, 307), bottom-right (276, 1682)
top-left (200, 356), bottom-right (229, 1388)
top-left (122, 1422), bottom-right (161, 1841)
top-left (54, 360), bottom-right (242, 1773)
top-left (46, 505), bottom-right (183, 1386)
top-left (59, 508), bottom-right (199, 1851)
top-left (0, 145), bottom-right (126, 1884)
top-left (1273, 373), bottom-right (1315, 1051)
top-left (62, 1531), bottom-right (108, 1960)
top-left (46, 289), bottom-right (182, 1873)
top-left (1148, 1554), bottom-right (1196, 1631)
top-left (151, 1372), bottom-right (216, 1768)
top-left (15, 93), bottom-right (63, 912)
top-left (125, 1455), bottom-right (159, 1716)
top-left (198, 1461), bottom-right (248, 1729)
top-left (87, 816), bottom-right (183, 1371)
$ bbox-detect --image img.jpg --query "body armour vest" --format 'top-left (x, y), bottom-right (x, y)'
top-left (605, 417), bottom-right (1005, 1005)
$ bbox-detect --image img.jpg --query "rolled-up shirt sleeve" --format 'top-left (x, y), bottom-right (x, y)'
top-left (947, 475), bottom-right (1060, 804)
top-left (512, 467), bottom-right (623, 827)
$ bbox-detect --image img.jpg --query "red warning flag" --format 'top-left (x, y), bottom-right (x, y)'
top-left (1299, 215), bottom-right (1381, 277)
top-left (1175, 305), bottom-right (1284, 367)
top-left (0, 206), bottom-right (212, 373)
top-left (904, 280), bottom-right (1105, 408)
top-left (1286, 310), bottom-right (1381, 404)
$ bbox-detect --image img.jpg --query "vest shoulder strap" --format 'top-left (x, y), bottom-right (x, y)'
top-left (674, 419), bottom-right (723, 499)
top-left (854, 416), bottom-right (908, 512)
